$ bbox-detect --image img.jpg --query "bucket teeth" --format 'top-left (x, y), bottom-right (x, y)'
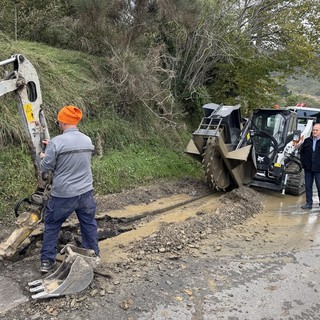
top-left (28, 279), bottom-right (43, 287)
top-left (29, 284), bottom-right (44, 293)
top-left (27, 244), bottom-right (100, 299)
top-left (31, 291), bottom-right (56, 299)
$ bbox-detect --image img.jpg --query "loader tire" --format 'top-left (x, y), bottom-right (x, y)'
top-left (285, 165), bottom-right (305, 195)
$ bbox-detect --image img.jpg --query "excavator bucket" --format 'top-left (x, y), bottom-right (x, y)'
top-left (28, 244), bottom-right (100, 299)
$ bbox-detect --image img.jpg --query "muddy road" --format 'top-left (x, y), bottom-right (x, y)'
top-left (0, 179), bottom-right (320, 320)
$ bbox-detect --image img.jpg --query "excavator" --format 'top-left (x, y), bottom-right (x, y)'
top-left (0, 54), bottom-right (99, 299)
top-left (185, 103), bottom-right (315, 195)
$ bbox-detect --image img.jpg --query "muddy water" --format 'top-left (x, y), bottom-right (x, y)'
top-left (211, 188), bottom-right (320, 259)
top-left (98, 188), bottom-right (320, 264)
top-left (98, 193), bottom-right (221, 264)
top-left (134, 189), bottom-right (320, 320)
top-left (252, 189), bottom-right (320, 248)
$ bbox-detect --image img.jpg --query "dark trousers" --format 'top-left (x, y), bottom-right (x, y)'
top-left (41, 190), bottom-right (99, 262)
top-left (304, 170), bottom-right (320, 206)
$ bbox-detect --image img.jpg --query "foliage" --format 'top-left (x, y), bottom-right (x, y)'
top-left (104, 46), bottom-right (178, 121)
top-left (284, 93), bottom-right (320, 108)
top-left (0, 146), bottom-right (36, 215)
top-left (286, 76), bottom-right (320, 98)
top-left (0, 0), bottom-right (319, 217)
top-left (0, 0), bottom-right (319, 116)
top-left (0, 40), bottom-right (201, 217)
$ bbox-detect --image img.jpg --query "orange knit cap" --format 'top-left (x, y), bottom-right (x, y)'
top-left (57, 105), bottom-right (82, 125)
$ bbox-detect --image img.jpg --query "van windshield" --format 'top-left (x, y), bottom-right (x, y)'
top-left (287, 107), bottom-right (320, 119)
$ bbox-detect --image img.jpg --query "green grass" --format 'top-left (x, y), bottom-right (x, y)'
top-left (92, 144), bottom-right (203, 194)
top-left (0, 40), bottom-right (104, 130)
top-left (0, 144), bottom-right (202, 217)
top-left (0, 146), bottom-right (36, 217)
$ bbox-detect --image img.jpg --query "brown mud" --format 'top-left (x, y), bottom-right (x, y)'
top-left (0, 178), bottom-right (265, 319)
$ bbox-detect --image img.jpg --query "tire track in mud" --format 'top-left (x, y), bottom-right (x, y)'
top-left (97, 192), bottom-right (221, 265)
top-left (95, 187), bottom-right (263, 272)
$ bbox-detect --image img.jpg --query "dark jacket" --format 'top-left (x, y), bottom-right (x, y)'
top-left (300, 136), bottom-right (320, 172)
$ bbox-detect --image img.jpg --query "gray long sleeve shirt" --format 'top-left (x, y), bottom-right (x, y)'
top-left (41, 128), bottom-right (94, 197)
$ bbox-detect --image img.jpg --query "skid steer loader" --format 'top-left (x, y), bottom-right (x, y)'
top-left (0, 54), bottom-right (99, 299)
top-left (185, 103), bottom-right (314, 195)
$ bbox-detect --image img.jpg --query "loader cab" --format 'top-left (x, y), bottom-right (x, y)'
top-left (249, 108), bottom-right (299, 191)
top-left (251, 109), bottom-right (296, 151)
top-left (250, 109), bottom-right (297, 172)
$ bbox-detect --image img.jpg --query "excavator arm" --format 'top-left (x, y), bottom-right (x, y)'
top-left (0, 54), bottom-right (100, 300)
top-left (0, 54), bottom-right (51, 259)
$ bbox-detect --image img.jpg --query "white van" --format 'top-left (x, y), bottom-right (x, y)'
top-left (286, 105), bottom-right (320, 131)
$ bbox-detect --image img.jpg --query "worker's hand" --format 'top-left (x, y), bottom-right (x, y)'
top-left (39, 152), bottom-right (46, 159)
top-left (42, 139), bottom-right (50, 145)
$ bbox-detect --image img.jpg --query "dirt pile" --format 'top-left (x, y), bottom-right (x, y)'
top-left (127, 186), bottom-right (263, 259)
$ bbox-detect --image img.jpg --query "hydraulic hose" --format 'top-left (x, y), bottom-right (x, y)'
top-left (284, 156), bottom-right (302, 174)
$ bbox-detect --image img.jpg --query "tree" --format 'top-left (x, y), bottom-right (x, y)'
top-left (0, 0), bottom-right (318, 118)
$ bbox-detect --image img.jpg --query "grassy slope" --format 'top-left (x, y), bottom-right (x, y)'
top-left (0, 41), bottom-right (202, 217)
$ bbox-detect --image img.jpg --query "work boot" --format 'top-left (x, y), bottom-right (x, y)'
top-left (40, 260), bottom-right (56, 273)
top-left (301, 204), bottom-right (312, 209)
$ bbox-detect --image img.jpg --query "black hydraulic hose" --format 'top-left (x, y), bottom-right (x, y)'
top-left (14, 197), bottom-right (31, 217)
top-left (284, 156), bottom-right (302, 174)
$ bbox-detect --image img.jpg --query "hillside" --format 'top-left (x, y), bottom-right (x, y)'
top-left (0, 41), bottom-right (202, 216)
top-left (285, 75), bottom-right (320, 106)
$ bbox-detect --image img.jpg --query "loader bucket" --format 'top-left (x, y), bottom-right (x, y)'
top-left (28, 244), bottom-right (100, 299)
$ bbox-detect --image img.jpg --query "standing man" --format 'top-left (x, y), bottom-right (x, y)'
top-left (300, 123), bottom-right (320, 209)
top-left (39, 105), bottom-right (99, 273)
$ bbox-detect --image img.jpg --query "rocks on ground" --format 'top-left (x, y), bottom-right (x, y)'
top-left (0, 178), bottom-right (264, 320)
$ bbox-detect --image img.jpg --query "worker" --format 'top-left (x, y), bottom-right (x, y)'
top-left (39, 105), bottom-right (99, 273)
top-left (299, 123), bottom-right (320, 209)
